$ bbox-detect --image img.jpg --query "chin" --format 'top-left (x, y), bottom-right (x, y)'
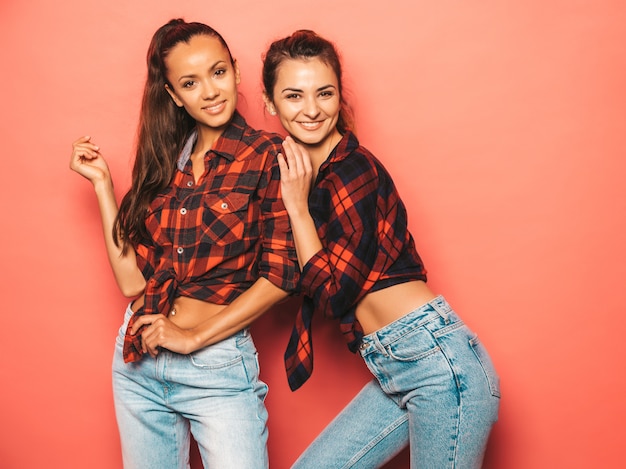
top-left (291, 134), bottom-right (324, 146)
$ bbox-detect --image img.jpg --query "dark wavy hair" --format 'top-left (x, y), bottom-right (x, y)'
top-left (262, 29), bottom-right (354, 132)
top-left (114, 19), bottom-right (234, 252)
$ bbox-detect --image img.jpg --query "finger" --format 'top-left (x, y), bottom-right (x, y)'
top-left (277, 152), bottom-right (289, 175)
top-left (142, 322), bottom-right (169, 357)
top-left (72, 137), bottom-right (100, 153)
top-left (144, 334), bottom-right (159, 357)
top-left (72, 135), bottom-right (91, 146)
top-left (298, 146), bottom-right (313, 174)
top-left (72, 148), bottom-right (100, 162)
top-left (129, 314), bottom-right (161, 335)
top-left (285, 139), bottom-right (311, 177)
top-left (71, 143), bottom-right (102, 164)
top-left (282, 139), bottom-right (300, 174)
top-left (74, 143), bottom-right (100, 153)
top-left (137, 324), bottom-right (157, 356)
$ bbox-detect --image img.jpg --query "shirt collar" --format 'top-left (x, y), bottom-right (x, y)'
top-left (177, 111), bottom-right (248, 171)
top-left (318, 130), bottom-right (359, 173)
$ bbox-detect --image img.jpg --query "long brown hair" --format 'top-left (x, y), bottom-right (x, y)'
top-left (262, 29), bottom-right (355, 132)
top-left (114, 19), bottom-right (234, 252)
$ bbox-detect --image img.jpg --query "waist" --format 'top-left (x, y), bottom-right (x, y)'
top-left (359, 295), bottom-right (457, 353)
top-left (132, 294), bottom-right (227, 329)
top-left (355, 280), bottom-right (437, 335)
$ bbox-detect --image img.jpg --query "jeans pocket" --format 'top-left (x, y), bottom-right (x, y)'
top-left (189, 339), bottom-right (243, 370)
top-left (469, 335), bottom-right (501, 398)
top-left (364, 328), bottom-right (445, 395)
top-left (383, 327), bottom-right (440, 362)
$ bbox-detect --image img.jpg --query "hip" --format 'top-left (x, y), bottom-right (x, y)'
top-left (358, 296), bottom-right (500, 400)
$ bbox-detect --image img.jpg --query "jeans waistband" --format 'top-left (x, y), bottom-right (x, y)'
top-left (359, 295), bottom-right (454, 354)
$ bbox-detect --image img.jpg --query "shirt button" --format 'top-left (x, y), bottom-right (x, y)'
top-left (176, 247), bottom-right (184, 254)
top-left (180, 208), bottom-right (187, 215)
top-left (187, 181), bottom-right (193, 187)
top-left (221, 202), bottom-right (228, 210)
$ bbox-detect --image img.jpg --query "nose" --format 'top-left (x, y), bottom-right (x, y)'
top-left (201, 79), bottom-right (219, 100)
top-left (302, 95), bottom-right (320, 119)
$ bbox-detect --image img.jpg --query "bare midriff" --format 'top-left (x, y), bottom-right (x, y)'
top-left (355, 280), bottom-right (437, 335)
top-left (131, 294), bottom-right (227, 329)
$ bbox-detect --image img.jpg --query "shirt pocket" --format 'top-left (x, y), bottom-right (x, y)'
top-left (202, 192), bottom-right (250, 246)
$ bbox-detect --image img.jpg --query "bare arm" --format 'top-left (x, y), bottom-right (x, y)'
top-left (70, 136), bottom-right (146, 297)
top-left (129, 277), bottom-right (288, 356)
top-left (276, 137), bottom-right (323, 269)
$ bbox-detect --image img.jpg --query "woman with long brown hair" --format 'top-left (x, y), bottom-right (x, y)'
top-left (70, 19), bottom-right (297, 468)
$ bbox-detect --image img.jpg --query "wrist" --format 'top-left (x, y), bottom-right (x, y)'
top-left (286, 206), bottom-right (312, 222)
top-left (93, 177), bottom-right (114, 195)
top-left (188, 328), bottom-right (205, 353)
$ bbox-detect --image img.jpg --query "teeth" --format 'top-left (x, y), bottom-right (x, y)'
top-left (205, 102), bottom-right (224, 112)
top-left (300, 122), bottom-right (319, 128)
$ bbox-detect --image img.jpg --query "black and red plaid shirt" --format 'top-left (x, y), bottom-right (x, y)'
top-left (123, 112), bottom-right (299, 362)
top-left (284, 131), bottom-right (427, 390)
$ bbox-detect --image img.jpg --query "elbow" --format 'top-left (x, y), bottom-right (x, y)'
top-left (119, 280), bottom-right (146, 298)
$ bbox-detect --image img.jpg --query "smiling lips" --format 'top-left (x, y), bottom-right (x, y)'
top-left (202, 101), bottom-right (227, 115)
top-left (298, 121), bottom-right (323, 130)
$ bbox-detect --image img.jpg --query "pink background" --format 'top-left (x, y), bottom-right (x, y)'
top-left (1, 1), bottom-right (625, 468)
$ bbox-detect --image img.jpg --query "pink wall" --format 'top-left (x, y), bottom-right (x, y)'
top-left (1, 1), bottom-right (625, 468)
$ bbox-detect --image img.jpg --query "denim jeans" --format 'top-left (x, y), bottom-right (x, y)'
top-left (112, 304), bottom-right (269, 469)
top-left (293, 296), bottom-right (500, 469)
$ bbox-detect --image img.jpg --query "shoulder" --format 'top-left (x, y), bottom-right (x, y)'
top-left (241, 124), bottom-right (283, 153)
top-left (327, 135), bottom-right (400, 203)
top-left (331, 134), bottom-right (383, 182)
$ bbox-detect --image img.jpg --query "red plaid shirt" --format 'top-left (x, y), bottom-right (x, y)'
top-left (284, 131), bottom-right (427, 390)
top-left (124, 112), bottom-right (299, 362)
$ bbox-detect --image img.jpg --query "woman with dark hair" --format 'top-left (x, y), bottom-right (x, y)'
top-left (70, 19), bottom-right (298, 468)
top-left (262, 30), bottom-right (500, 468)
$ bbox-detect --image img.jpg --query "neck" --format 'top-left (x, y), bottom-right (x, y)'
top-left (195, 125), bottom-right (226, 155)
top-left (305, 128), bottom-right (343, 173)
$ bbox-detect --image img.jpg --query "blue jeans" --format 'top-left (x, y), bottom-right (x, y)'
top-left (293, 296), bottom-right (500, 469)
top-left (112, 304), bottom-right (269, 469)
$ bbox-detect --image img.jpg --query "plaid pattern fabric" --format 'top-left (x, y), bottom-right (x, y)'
top-left (284, 131), bottom-right (427, 390)
top-left (124, 112), bottom-right (299, 362)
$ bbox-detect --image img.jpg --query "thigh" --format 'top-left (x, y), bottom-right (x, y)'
top-left (292, 380), bottom-right (409, 469)
top-left (112, 311), bottom-right (191, 469)
top-left (404, 319), bottom-right (500, 468)
top-left (178, 330), bottom-right (269, 469)
top-left (430, 325), bottom-right (500, 468)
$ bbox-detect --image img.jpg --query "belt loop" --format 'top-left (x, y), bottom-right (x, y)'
top-left (372, 334), bottom-right (388, 357)
top-left (431, 296), bottom-right (451, 323)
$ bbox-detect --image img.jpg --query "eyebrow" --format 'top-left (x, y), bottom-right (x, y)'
top-left (176, 60), bottom-right (228, 81)
top-left (281, 84), bottom-right (337, 93)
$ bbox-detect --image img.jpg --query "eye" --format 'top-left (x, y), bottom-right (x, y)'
top-left (285, 93), bottom-right (301, 100)
top-left (319, 90), bottom-right (335, 98)
top-left (182, 80), bottom-right (195, 88)
top-left (214, 68), bottom-right (227, 77)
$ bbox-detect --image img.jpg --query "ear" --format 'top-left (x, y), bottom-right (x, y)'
top-left (164, 84), bottom-right (183, 107)
top-left (263, 93), bottom-right (277, 116)
top-left (233, 59), bottom-right (241, 85)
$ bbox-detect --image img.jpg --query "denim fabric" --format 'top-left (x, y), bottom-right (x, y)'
top-left (294, 296), bottom-right (500, 468)
top-left (112, 304), bottom-right (269, 469)
top-left (292, 380), bottom-right (409, 468)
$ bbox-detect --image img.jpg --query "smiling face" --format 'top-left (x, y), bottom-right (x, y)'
top-left (164, 34), bottom-right (240, 139)
top-left (267, 58), bottom-right (343, 159)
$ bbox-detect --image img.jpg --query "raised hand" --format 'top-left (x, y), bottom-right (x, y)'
top-left (277, 136), bottom-right (314, 217)
top-left (69, 135), bottom-right (111, 186)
